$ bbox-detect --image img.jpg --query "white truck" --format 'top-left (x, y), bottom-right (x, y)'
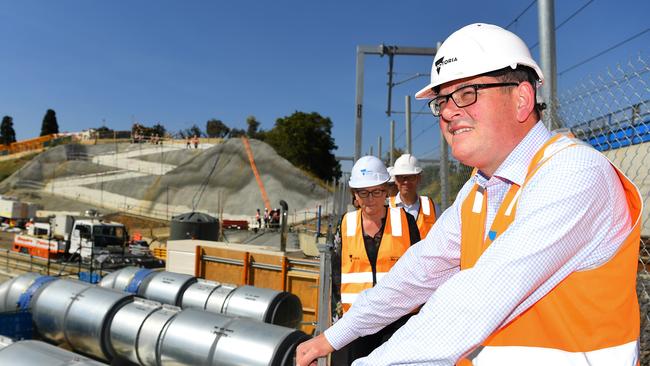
top-left (13, 215), bottom-right (128, 262)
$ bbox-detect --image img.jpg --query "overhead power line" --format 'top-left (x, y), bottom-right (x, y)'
top-left (559, 27), bottom-right (650, 76)
top-left (506, 0), bottom-right (537, 30)
top-left (530, 0), bottom-right (595, 50)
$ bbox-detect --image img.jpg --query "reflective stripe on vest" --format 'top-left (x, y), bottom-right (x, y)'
top-left (389, 195), bottom-right (437, 239)
top-left (340, 207), bottom-right (411, 313)
top-left (416, 196), bottom-right (437, 239)
top-left (458, 134), bottom-right (642, 365)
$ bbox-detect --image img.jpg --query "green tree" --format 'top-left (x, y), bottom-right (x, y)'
top-left (206, 119), bottom-right (230, 138)
top-left (228, 128), bottom-right (246, 138)
top-left (420, 160), bottom-right (472, 205)
top-left (40, 109), bottom-right (59, 136)
top-left (246, 116), bottom-right (261, 138)
top-left (179, 124), bottom-right (203, 138)
top-left (152, 123), bottom-right (166, 137)
top-left (264, 111), bottom-right (341, 181)
top-left (95, 125), bottom-right (114, 139)
top-left (0, 116), bottom-right (16, 145)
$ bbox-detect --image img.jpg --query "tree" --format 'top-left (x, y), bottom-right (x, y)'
top-left (95, 125), bottom-right (114, 139)
top-left (206, 119), bottom-right (230, 138)
top-left (0, 116), bottom-right (16, 145)
top-left (228, 128), bottom-right (246, 138)
top-left (152, 123), bottom-right (166, 137)
top-left (246, 116), bottom-right (261, 138)
top-left (179, 124), bottom-right (203, 138)
top-left (264, 111), bottom-right (341, 181)
top-left (40, 109), bottom-right (59, 136)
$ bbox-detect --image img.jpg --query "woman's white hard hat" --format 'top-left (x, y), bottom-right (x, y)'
top-left (349, 156), bottom-right (390, 189)
top-left (415, 23), bottom-right (544, 100)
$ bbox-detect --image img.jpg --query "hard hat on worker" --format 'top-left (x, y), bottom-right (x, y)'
top-left (415, 23), bottom-right (544, 100)
top-left (349, 156), bottom-right (390, 189)
top-left (391, 154), bottom-right (422, 176)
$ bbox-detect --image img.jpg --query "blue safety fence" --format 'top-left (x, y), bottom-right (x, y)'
top-left (573, 119), bottom-right (650, 152)
top-left (0, 311), bottom-right (33, 340)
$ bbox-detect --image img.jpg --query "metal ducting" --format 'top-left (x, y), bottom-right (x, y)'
top-left (31, 279), bottom-right (134, 360)
top-left (0, 273), bottom-right (43, 313)
top-left (30, 279), bottom-right (93, 344)
top-left (0, 272), bottom-right (309, 366)
top-left (169, 211), bottom-right (219, 241)
top-left (137, 271), bottom-right (196, 306)
top-left (101, 267), bottom-right (303, 328)
top-left (159, 308), bottom-right (309, 366)
top-left (97, 266), bottom-right (140, 291)
top-left (0, 339), bottom-right (108, 366)
top-left (221, 285), bottom-right (303, 329)
top-left (108, 298), bottom-right (179, 366)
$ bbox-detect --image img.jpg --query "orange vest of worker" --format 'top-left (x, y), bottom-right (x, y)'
top-left (389, 195), bottom-right (437, 239)
top-left (457, 134), bottom-right (642, 365)
top-left (340, 207), bottom-right (411, 313)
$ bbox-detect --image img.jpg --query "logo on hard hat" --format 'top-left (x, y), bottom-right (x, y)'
top-left (435, 56), bottom-right (458, 74)
top-left (360, 168), bottom-right (371, 176)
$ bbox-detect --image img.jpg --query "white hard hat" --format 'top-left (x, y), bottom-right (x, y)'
top-left (349, 156), bottom-right (390, 189)
top-left (415, 23), bottom-right (544, 100)
top-left (386, 167), bottom-right (395, 183)
top-left (391, 154), bottom-right (422, 175)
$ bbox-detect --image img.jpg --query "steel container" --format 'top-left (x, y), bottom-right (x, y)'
top-left (30, 278), bottom-right (92, 344)
top-left (136, 305), bottom-right (180, 366)
top-left (108, 297), bottom-right (162, 365)
top-left (180, 279), bottom-right (221, 310)
top-left (137, 271), bottom-right (196, 306)
top-left (204, 283), bottom-right (237, 313)
top-left (223, 285), bottom-right (303, 328)
top-left (63, 286), bottom-right (134, 361)
top-left (0, 273), bottom-right (42, 312)
top-left (0, 340), bottom-right (108, 366)
top-left (159, 309), bottom-right (308, 366)
top-left (98, 266), bottom-right (140, 291)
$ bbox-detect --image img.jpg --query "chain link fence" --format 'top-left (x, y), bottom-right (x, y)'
top-left (556, 53), bottom-right (649, 364)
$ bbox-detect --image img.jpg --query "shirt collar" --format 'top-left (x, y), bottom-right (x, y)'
top-left (394, 193), bottom-right (419, 207)
top-left (475, 121), bottom-right (551, 187)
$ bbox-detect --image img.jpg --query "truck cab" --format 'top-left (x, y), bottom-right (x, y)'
top-left (68, 219), bottom-right (127, 261)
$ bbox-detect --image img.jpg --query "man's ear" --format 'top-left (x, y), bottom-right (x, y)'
top-left (515, 81), bottom-right (536, 122)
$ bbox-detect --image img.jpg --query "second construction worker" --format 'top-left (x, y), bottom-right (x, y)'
top-left (389, 154), bottom-right (437, 239)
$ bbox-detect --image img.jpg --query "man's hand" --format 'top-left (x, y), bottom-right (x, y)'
top-left (295, 333), bottom-right (335, 366)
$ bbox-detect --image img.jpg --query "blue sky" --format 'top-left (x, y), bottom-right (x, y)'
top-left (1, 1), bottom-right (648, 171)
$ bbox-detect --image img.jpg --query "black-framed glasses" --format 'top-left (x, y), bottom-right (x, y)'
top-left (427, 82), bottom-right (519, 117)
top-left (355, 189), bottom-right (386, 198)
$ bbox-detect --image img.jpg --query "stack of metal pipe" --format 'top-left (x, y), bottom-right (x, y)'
top-left (0, 270), bottom-right (308, 366)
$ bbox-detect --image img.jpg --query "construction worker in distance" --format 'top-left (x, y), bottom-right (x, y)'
top-left (330, 155), bottom-right (420, 365)
top-left (385, 166), bottom-right (399, 198)
top-left (297, 23), bottom-right (642, 366)
top-left (389, 154), bottom-right (437, 239)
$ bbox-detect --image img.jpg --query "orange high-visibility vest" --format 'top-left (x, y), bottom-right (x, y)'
top-left (457, 134), bottom-right (642, 365)
top-left (389, 195), bottom-right (437, 239)
top-left (340, 207), bottom-right (411, 313)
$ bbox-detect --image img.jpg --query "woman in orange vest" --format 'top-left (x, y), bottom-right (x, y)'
top-left (331, 155), bottom-right (420, 365)
top-left (297, 23), bottom-right (641, 366)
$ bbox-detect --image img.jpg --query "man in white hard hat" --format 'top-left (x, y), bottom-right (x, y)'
top-left (297, 23), bottom-right (641, 365)
top-left (389, 154), bottom-right (437, 239)
top-left (330, 155), bottom-right (420, 364)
